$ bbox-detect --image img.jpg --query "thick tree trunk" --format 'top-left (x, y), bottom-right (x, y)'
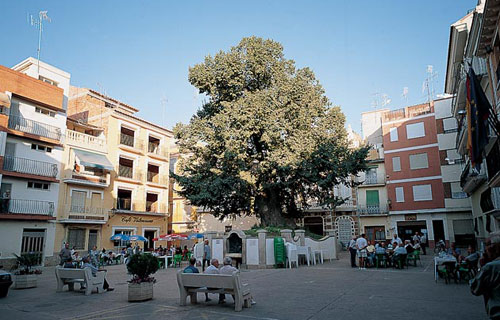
top-left (255, 189), bottom-right (296, 227)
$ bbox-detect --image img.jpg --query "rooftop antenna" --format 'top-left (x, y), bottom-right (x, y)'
top-left (423, 65), bottom-right (438, 102)
top-left (371, 92), bottom-right (391, 109)
top-left (402, 87), bottom-right (409, 103)
top-left (160, 96), bottom-right (168, 128)
top-left (29, 11), bottom-right (51, 76)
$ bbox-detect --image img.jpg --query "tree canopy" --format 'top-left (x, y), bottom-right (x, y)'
top-left (173, 36), bottom-right (369, 227)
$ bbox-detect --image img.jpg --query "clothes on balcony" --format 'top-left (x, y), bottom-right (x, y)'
top-left (74, 149), bottom-right (113, 171)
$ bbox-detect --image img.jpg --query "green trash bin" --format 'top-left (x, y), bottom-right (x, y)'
top-left (274, 237), bottom-right (286, 268)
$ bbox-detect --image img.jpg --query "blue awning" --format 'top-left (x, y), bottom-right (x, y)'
top-left (74, 149), bottom-right (114, 171)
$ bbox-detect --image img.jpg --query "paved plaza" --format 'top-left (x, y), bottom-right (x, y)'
top-left (0, 253), bottom-right (486, 320)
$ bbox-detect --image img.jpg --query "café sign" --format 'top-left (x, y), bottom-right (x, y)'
top-left (121, 216), bottom-right (154, 224)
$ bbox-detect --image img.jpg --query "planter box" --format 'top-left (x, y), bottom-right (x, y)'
top-left (14, 274), bottom-right (37, 289)
top-left (128, 282), bottom-right (153, 302)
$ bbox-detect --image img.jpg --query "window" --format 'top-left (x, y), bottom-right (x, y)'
top-left (443, 118), bottom-right (458, 133)
top-left (31, 143), bottom-right (52, 153)
top-left (35, 106), bottom-right (56, 117)
top-left (38, 75), bottom-right (58, 87)
top-left (390, 127), bottom-right (398, 142)
top-left (67, 229), bottom-right (85, 250)
top-left (392, 157), bottom-right (401, 172)
top-left (366, 190), bottom-right (380, 206)
top-left (406, 122), bottom-right (425, 139)
top-left (409, 153), bottom-right (428, 169)
top-left (395, 187), bottom-right (405, 202)
top-left (413, 184), bottom-right (432, 201)
top-left (451, 182), bottom-right (468, 199)
top-left (27, 181), bottom-right (50, 190)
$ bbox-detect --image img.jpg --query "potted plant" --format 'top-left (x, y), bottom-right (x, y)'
top-left (127, 254), bottom-right (159, 302)
top-left (12, 253), bottom-right (42, 289)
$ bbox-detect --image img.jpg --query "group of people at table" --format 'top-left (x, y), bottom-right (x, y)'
top-left (348, 232), bottom-right (427, 269)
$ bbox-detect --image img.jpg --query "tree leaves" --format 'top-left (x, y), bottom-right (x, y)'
top-left (172, 36), bottom-right (368, 225)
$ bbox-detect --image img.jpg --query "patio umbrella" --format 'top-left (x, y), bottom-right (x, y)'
top-left (110, 234), bottom-right (130, 241)
top-left (188, 233), bottom-right (204, 240)
top-left (129, 235), bottom-right (148, 242)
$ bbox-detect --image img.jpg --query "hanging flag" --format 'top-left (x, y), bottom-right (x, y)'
top-left (466, 67), bottom-right (491, 171)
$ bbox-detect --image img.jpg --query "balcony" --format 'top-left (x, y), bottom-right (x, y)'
top-left (8, 115), bottom-right (61, 141)
top-left (456, 117), bottom-right (467, 155)
top-left (120, 134), bottom-right (144, 151)
top-left (357, 204), bottom-right (389, 215)
top-left (115, 199), bottom-right (167, 215)
top-left (3, 156), bottom-right (58, 179)
top-left (64, 171), bottom-right (109, 188)
top-left (61, 205), bottom-right (108, 224)
top-left (460, 161), bottom-right (487, 194)
top-left (383, 104), bottom-right (432, 123)
top-left (359, 174), bottom-right (385, 187)
top-left (117, 198), bottom-right (132, 211)
top-left (148, 143), bottom-right (168, 158)
top-left (66, 130), bottom-right (106, 153)
top-left (487, 141), bottom-right (500, 187)
top-left (118, 166), bottom-right (143, 182)
top-left (0, 199), bottom-right (54, 218)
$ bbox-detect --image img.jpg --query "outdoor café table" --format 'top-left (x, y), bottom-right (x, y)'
top-left (159, 255), bottom-right (173, 269)
top-left (434, 254), bottom-right (457, 282)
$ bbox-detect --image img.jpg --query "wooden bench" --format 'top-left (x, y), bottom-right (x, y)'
top-left (55, 267), bottom-right (105, 296)
top-left (176, 270), bottom-right (253, 312)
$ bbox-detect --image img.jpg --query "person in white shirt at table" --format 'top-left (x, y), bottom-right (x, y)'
top-left (392, 234), bottom-right (402, 246)
top-left (356, 234), bottom-right (368, 270)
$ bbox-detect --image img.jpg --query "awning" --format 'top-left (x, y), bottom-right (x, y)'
top-left (74, 149), bottom-right (114, 171)
top-left (0, 92), bottom-right (10, 108)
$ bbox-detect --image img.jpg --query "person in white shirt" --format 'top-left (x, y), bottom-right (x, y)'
top-left (348, 236), bottom-right (357, 268)
top-left (204, 258), bottom-right (223, 303)
top-left (392, 234), bottom-right (402, 246)
top-left (218, 257), bottom-right (256, 305)
top-left (356, 234), bottom-right (368, 269)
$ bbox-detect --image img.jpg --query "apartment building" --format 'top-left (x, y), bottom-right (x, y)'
top-left (54, 117), bottom-right (113, 253)
top-left (67, 87), bottom-right (173, 251)
top-left (0, 57), bottom-right (69, 266)
top-left (445, 0), bottom-right (500, 248)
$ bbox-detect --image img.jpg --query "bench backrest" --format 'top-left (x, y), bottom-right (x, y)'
top-left (56, 267), bottom-right (91, 280)
top-left (177, 271), bottom-right (239, 290)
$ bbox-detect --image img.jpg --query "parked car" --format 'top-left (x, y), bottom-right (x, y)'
top-left (0, 268), bottom-right (12, 298)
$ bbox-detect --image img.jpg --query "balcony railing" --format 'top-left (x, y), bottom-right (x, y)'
top-left (363, 174), bottom-right (384, 185)
top-left (383, 104), bottom-right (432, 123)
top-left (66, 130), bottom-right (106, 152)
top-left (117, 198), bottom-right (132, 210)
top-left (148, 143), bottom-right (167, 157)
top-left (147, 171), bottom-right (160, 183)
top-left (357, 204), bottom-right (388, 215)
top-left (460, 160), bottom-right (486, 193)
top-left (1, 199), bottom-right (54, 216)
top-left (120, 134), bottom-right (144, 150)
top-left (3, 156), bottom-right (58, 178)
top-left (8, 115), bottom-right (61, 141)
top-left (69, 171), bottom-right (108, 185)
top-left (118, 165), bottom-right (133, 179)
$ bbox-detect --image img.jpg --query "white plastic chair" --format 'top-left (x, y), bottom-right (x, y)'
top-left (285, 243), bottom-right (299, 269)
top-left (296, 246), bottom-right (312, 266)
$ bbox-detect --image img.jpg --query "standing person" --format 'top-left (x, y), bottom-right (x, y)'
top-left (203, 239), bottom-right (211, 272)
top-left (356, 233), bottom-right (368, 270)
top-left (470, 234), bottom-right (500, 319)
top-left (59, 243), bottom-right (72, 265)
top-left (88, 245), bottom-right (99, 267)
top-left (392, 234), bottom-right (402, 246)
top-left (412, 232), bottom-right (421, 244)
top-left (420, 232), bottom-right (427, 255)
top-left (348, 236), bottom-right (357, 268)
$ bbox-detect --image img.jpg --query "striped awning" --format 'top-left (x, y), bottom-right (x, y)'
top-left (74, 149), bottom-right (113, 171)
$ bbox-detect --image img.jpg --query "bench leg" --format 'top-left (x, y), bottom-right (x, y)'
top-left (190, 292), bottom-right (198, 304)
top-left (234, 294), bottom-right (243, 312)
top-left (56, 280), bottom-right (64, 292)
top-left (68, 283), bottom-right (75, 291)
top-left (179, 287), bottom-right (188, 306)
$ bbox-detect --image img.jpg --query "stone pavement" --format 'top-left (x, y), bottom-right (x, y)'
top-left (0, 252), bottom-right (487, 320)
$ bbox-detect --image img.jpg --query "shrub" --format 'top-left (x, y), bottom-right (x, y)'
top-left (126, 254), bottom-right (159, 283)
top-left (13, 253), bottom-right (42, 275)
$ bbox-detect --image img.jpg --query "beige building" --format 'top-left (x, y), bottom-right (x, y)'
top-left (58, 87), bottom-right (174, 251)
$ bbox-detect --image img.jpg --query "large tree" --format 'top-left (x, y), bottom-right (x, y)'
top-left (173, 37), bottom-right (369, 227)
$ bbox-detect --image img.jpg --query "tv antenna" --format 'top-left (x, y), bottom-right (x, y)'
top-left (160, 96), bottom-right (168, 128)
top-left (402, 87), bottom-right (409, 103)
top-left (29, 11), bottom-right (51, 75)
top-left (371, 92), bottom-right (391, 109)
top-left (422, 65), bottom-right (438, 102)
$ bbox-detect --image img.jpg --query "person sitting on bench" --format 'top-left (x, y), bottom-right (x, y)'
top-left (82, 256), bottom-right (114, 291)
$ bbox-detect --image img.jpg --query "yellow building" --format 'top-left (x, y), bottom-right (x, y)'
top-left (55, 118), bottom-right (114, 253)
top-left (63, 87), bottom-right (173, 251)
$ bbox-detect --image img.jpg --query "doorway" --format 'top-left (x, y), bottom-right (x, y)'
top-left (303, 216), bottom-right (324, 236)
top-left (432, 220), bottom-right (446, 243)
top-left (397, 220), bottom-right (427, 241)
top-left (144, 230), bottom-right (156, 251)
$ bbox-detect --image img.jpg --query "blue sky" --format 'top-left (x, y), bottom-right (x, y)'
top-left (1, 1), bottom-right (475, 132)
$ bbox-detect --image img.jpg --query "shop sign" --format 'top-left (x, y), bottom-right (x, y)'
top-left (121, 216), bottom-right (154, 224)
top-left (405, 214), bottom-right (417, 221)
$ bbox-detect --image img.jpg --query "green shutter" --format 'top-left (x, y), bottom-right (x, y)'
top-left (366, 190), bottom-right (380, 206)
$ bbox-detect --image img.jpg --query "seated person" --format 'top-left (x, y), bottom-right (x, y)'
top-left (182, 245), bottom-right (189, 259)
top-left (63, 257), bottom-right (76, 268)
top-left (81, 256), bottom-right (114, 291)
top-left (447, 242), bottom-right (461, 258)
top-left (375, 242), bottom-right (386, 255)
top-left (366, 241), bottom-right (376, 267)
top-left (183, 257), bottom-right (199, 273)
top-left (391, 243), bottom-right (408, 265)
top-left (404, 240), bottom-right (414, 254)
top-left (204, 258), bottom-right (223, 303)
